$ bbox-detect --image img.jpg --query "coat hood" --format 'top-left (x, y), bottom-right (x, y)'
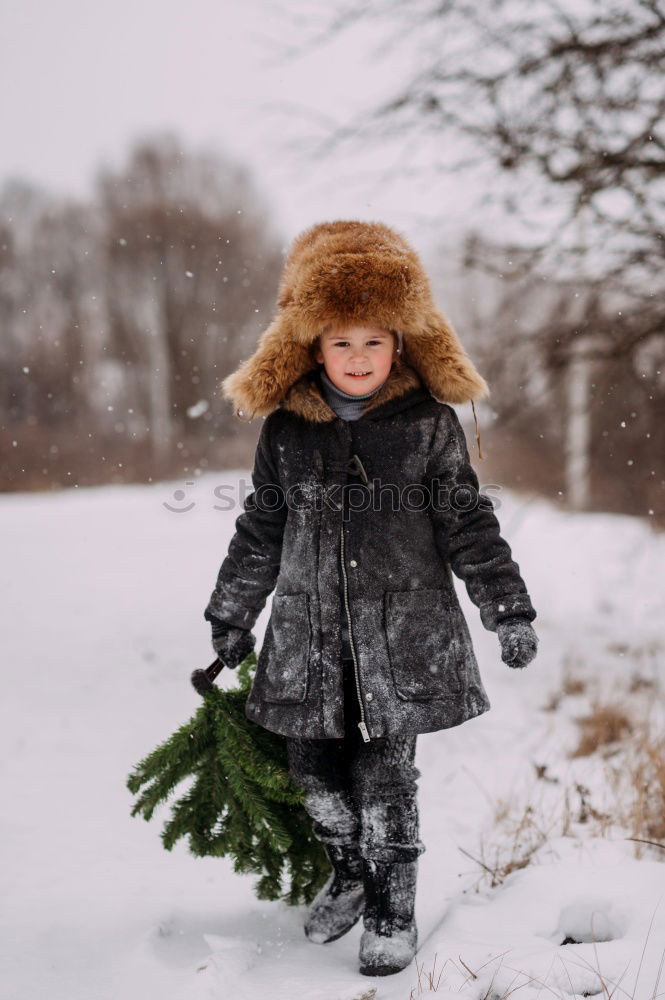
top-left (220, 219), bottom-right (490, 432)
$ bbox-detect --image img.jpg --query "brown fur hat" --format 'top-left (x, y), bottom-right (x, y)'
top-left (221, 219), bottom-right (490, 422)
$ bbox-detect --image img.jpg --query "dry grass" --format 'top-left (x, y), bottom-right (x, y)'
top-left (460, 791), bottom-right (565, 890)
top-left (628, 672), bottom-right (658, 694)
top-left (561, 648), bottom-right (588, 696)
top-left (409, 654), bottom-right (665, 999)
top-left (543, 671), bottom-right (587, 711)
top-left (461, 776), bottom-right (619, 892)
top-left (562, 675), bottom-right (587, 696)
top-left (570, 702), bottom-right (633, 758)
top-left (542, 690), bottom-right (562, 713)
top-left (409, 952), bottom-right (453, 996)
top-left (408, 917), bottom-right (665, 999)
top-left (463, 669), bottom-right (665, 892)
top-left (607, 723), bottom-right (665, 855)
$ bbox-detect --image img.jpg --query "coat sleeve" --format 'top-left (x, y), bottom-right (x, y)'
top-left (203, 414), bottom-right (287, 631)
top-left (425, 404), bottom-right (537, 632)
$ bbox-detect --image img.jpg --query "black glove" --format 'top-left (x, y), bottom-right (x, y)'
top-left (209, 618), bottom-right (256, 670)
top-left (496, 616), bottom-right (539, 669)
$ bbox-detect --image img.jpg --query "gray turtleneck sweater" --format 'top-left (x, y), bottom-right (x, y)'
top-left (318, 366), bottom-right (383, 421)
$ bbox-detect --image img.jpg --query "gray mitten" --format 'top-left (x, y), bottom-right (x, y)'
top-left (209, 618), bottom-right (256, 670)
top-left (496, 616), bottom-right (538, 669)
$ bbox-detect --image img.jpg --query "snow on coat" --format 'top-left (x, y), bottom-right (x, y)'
top-left (204, 220), bottom-right (537, 740)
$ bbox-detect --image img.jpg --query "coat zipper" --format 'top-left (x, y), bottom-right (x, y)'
top-left (339, 523), bottom-right (371, 742)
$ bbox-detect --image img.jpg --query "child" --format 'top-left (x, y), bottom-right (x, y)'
top-left (203, 220), bottom-right (538, 977)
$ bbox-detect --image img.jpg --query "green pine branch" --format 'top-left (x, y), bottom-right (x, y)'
top-left (126, 651), bottom-right (329, 905)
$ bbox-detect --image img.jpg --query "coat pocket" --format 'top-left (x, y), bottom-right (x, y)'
top-left (384, 588), bottom-right (464, 700)
top-left (255, 593), bottom-right (312, 703)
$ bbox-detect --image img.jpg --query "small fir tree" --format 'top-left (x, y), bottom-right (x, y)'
top-left (126, 652), bottom-right (329, 905)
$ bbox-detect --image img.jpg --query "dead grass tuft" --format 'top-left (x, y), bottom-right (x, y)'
top-left (460, 791), bottom-right (566, 890)
top-left (570, 702), bottom-right (633, 758)
top-left (628, 672), bottom-right (657, 693)
top-left (609, 724), bottom-right (665, 853)
top-left (562, 675), bottom-right (587, 696)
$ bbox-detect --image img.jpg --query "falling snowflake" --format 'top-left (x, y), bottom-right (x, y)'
top-left (186, 400), bottom-right (209, 419)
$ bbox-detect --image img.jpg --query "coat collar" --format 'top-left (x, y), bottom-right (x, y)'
top-left (279, 362), bottom-right (428, 423)
top-left (277, 361), bottom-right (486, 459)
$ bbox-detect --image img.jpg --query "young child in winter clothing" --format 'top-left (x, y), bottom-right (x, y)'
top-left (203, 220), bottom-right (539, 977)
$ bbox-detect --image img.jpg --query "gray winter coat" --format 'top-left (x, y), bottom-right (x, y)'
top-left (204, 367), bottom-right (537, 741)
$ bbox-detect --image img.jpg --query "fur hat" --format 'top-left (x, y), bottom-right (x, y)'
top-left (221, 220), bottom-right (490, 433)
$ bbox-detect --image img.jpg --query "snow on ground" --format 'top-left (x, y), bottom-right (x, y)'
top-left (2, 473), bottom-right (665, 1000)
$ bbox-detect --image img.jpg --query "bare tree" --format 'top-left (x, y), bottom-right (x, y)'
top-left (266, 0), bottom-right (664, 355)
top-left (0, 136), bottom-right (285, 491)
top-left (97, 134), bottom-right (285, 458)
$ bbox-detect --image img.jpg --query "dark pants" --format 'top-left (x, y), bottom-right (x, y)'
top-left (286, 658), bottom-right (426, 863)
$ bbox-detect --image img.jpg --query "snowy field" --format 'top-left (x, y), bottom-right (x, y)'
top-left (2, 472), bottom-right (665, 1000)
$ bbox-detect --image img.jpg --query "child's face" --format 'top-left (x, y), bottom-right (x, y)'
top-left (314, 324), bottom-right (397, 396)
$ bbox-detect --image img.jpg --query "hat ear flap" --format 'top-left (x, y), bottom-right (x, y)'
top-left (221, 314), bottom-right (315, 419)
top-left (402, 310), bottom-right (490, 404)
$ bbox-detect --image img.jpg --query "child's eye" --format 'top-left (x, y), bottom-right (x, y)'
top-left (332, 340), bottom-right (385, 347)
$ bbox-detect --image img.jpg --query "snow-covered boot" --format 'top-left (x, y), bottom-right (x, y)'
top-left (358, 858), bottom-right (418, 976)
top-left (304, 842), bottom-right (365, 944)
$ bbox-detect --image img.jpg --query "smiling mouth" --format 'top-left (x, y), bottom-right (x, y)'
top-left (347, 371), bottom-right (371, 377)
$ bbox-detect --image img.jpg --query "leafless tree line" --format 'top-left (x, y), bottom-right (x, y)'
top-left (0, 134), bottom-right (284, 490)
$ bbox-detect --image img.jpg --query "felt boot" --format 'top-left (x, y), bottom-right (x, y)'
top-left (304, 843), bottom-right (365, 944)
top-left (358, 858), bottom-right (418, 976)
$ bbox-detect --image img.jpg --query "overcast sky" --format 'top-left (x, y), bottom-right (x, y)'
top-left (0, 0), bottom-right (495, 255)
